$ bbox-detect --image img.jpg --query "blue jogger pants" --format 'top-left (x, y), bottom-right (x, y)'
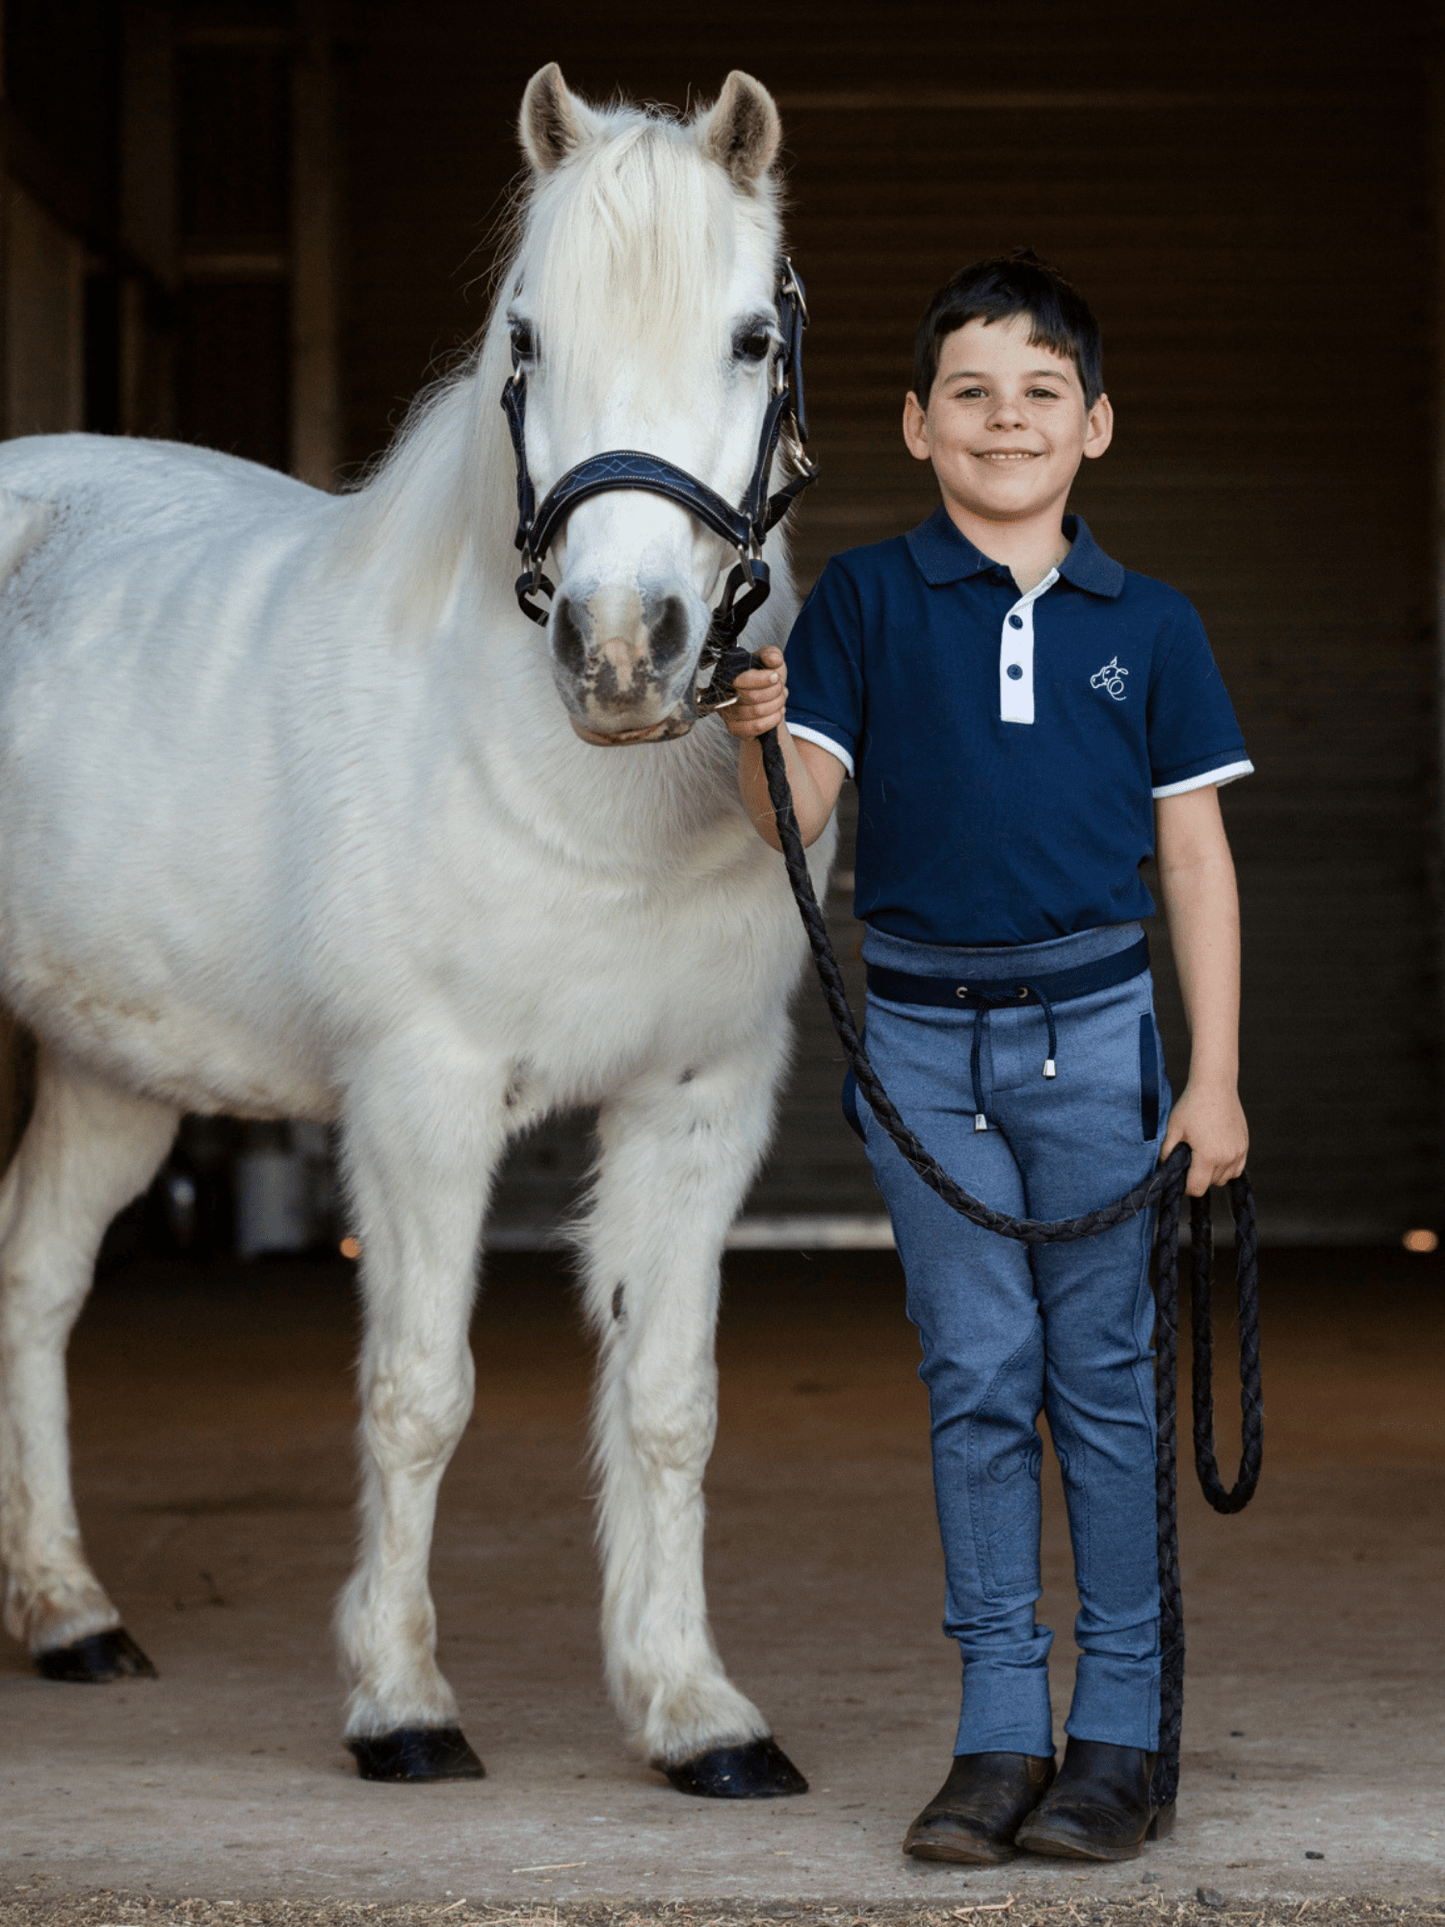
top-left (854, 920), bottom-right (1169, 1758)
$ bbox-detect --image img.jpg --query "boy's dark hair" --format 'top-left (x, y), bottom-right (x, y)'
top-left (912, 249), bottom-right (1103, 408)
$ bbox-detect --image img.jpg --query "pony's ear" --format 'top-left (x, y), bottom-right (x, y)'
top-left (519, 63), bottom-right (596, 174)
top-left (696, 71), bottom-right (781, 187)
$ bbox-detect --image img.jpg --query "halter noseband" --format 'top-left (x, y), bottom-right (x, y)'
top-left (501, 259), bottom-right (818, 710)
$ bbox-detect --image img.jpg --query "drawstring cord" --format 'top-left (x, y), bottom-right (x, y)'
top-left (968, 1004), bottom-right (989, 1132)
top-left (965, 982), bottom-right (1060, 1131)
top-left (1037, 986), bottom-right (1059, 1078)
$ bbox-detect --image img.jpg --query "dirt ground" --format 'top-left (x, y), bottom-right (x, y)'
top-left (2, 1897), bottom-right (1443, 1927)
top-left (1, 1247), bottom-right (1441, 1911)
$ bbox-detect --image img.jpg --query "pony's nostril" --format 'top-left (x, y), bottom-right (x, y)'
top-left (644, 593), bottom-right (689, 666)
top-left (551, 593), bottom-right (590, 677)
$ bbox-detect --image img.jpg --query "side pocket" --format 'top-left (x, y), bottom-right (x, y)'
top-left (841, 1065), bottom-right (864, 1141)
top-left (1138, 1013), bottom-right (1159, 1142)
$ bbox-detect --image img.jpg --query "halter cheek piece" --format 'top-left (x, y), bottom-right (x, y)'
top-left (501, 259), bottom-right (818, 711)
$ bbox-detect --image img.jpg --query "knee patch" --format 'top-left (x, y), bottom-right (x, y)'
top-left (967, 1331), bottom-right (1046, 1599)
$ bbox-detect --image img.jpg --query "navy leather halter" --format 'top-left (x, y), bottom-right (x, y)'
top-left (501, 259), bottom-right (818, 708)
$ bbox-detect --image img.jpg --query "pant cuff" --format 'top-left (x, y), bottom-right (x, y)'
top-left (955, 1659), bottom-right (1055, 1758)
top-left (1065, 1654), bottom-right (1161, 1750)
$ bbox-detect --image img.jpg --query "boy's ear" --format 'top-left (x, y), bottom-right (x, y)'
top-left (902, 391), bottom-right (931, 462)
top-left (1082, 392), bottom-right (1114, 460)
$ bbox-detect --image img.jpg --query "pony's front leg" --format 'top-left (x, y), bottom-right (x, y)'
top-left (335, 1047), bottom-right (506, 1784)
top-left (583, 1050), bottom-right (808, 1799)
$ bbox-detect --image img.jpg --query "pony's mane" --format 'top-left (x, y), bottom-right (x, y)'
top-left (345, 97), bottom-right (782, 619)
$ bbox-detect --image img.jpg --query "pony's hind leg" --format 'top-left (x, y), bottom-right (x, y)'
top-left (584, 1051), bottom-right (808, 1799)
top-left (0, 1049), bottom-right (178, 1677)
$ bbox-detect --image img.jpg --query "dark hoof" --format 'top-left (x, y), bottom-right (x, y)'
top-left (347, 1725), bottom-right (486, 1782)
top-left (36, 1627), bottom-right (158, 1683)
top-left (660, 1735), bottom-right (808, 1798)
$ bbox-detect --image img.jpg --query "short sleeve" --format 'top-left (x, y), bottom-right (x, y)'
top-left (783, 559), bottom-right (865, 777)
top-left (1147, 599), bottom-right (1252, 798)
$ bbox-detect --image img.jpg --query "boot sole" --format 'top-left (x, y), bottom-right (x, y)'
top-left (1017, 1802), bottom-right (1175, 1862)
top-left (903, 1830), bottom-right (1014, 1867)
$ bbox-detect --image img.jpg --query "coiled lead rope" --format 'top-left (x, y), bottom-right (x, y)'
top-left (749, 715), bottom-right (1263, 1811)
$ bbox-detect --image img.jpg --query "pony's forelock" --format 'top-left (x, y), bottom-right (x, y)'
top-left (520, 107), bottom-right (779, 403)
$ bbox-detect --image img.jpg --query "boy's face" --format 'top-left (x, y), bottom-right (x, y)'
top-left (902, 313), bottom-right (1112, 530)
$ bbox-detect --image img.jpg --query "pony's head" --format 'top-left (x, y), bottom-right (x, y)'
top-left (508, 65), bottom-right (789, 745)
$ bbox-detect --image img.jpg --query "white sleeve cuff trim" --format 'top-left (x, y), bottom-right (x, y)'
top-left (1152, 758), bottom-right (1254, 799)
top-left (788, 724), bottom-right (854, 777)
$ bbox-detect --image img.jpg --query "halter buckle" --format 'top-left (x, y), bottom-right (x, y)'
top-left (515, 554), bottom-right (555, 628)
top-left (778, 257), bottom-right (809, 329)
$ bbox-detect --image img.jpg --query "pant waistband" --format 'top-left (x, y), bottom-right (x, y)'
top-left (866, 935), bottom-right (1150, 1011)
top-left (861, 919), bottom-right (1144, 976)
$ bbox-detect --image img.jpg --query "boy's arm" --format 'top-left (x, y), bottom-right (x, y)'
top-left (724, 644), bottom-right (848, 851)
top-left (1154, 784), bottom-right (1249, 1196)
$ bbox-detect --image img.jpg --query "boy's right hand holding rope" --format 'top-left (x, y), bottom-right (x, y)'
top-left (723, 645), bottom-right (846, 853)
top-left (723, 643), bottom-right (790, 737)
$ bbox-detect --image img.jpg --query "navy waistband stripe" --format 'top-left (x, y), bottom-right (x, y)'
top-left (866, 935), bottom-right (1150, 1011)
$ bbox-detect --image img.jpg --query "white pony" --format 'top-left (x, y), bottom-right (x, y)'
top-left (0, 64), bottom-right (832, 1796)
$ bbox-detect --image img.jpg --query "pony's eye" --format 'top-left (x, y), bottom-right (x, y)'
top-left (733, 330), bottom-right (772, 365)
top-left (510, 320), bottom-right (536, 363)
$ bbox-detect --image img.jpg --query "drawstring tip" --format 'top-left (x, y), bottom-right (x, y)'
top-left (974, 1113), bottom-right (988, 1132)
top-left (1043, 1058), bottom-right (1056, 1080)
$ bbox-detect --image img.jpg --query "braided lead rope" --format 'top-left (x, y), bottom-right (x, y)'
top-left (1190, 1185), bottom-right (1265, 1513)
top-left (1152, 1162), bottom-right (1188, 1812)
top-left (750, 722), bottom-right (1264, 1813)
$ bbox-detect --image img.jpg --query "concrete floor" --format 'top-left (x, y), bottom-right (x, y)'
top-left (1, 1248), bottom-right (1442, 1905)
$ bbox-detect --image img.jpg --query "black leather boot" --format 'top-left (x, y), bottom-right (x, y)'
top-left (903, 1751), bottom-right (1056, 1865)
top-left (1014, 1737), bottom-right (1173, 1861)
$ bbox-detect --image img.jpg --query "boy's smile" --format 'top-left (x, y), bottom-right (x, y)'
top-left (902, 313), bottom-right (1113, 580)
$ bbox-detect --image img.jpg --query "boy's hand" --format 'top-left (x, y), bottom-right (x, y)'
top-left (1160, 1081), bottom-right (1249, 1196)
top-left (720, 645), bottom-right (788, 739)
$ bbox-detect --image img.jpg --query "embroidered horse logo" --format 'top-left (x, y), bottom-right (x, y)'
top-left (1090, 656), bottom-right (1129, 700)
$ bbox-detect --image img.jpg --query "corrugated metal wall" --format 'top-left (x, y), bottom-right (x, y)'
top-left (334, 1), bottom-right (1439, 1241)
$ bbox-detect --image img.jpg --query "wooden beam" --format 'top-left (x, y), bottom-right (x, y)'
top-left (118, 1), bottom-right (176, 437)
top-left (291, 0), bottom-right (339, 489)
top-left (1434, 48), bottom-right (1445, 1209)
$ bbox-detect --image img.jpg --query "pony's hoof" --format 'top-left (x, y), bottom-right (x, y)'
top-left (35, 1627), bottom-right (158, 1683)
top-left (659, 1735), bottom-right (809, 1798)
top-left (347, 1725), bottom-right (486, 1782)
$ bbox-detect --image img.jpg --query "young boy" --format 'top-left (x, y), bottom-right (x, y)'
top-left (724, 253), bottom-right (1250, 1864)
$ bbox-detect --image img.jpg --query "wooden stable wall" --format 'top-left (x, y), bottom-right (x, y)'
top-left (337, 0), bottom-right (1440, 1241)
top-left (0, 0), bottom-right (1439, 1242)
top-left (0, 3), bottom-right (110, 1163)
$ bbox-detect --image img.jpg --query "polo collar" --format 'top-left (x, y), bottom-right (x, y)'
top-left (905, 505), bottom-right (1126, 599)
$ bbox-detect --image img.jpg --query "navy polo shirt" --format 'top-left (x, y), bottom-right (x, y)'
top-left (784, 507), bottom-right (1252, 947)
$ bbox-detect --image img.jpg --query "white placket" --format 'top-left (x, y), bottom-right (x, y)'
top-left (998, 567), bottom-right (1059, 726)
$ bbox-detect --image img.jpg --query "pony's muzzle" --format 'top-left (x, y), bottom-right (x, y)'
top-left (550, 583), bottom-right (703, 745)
